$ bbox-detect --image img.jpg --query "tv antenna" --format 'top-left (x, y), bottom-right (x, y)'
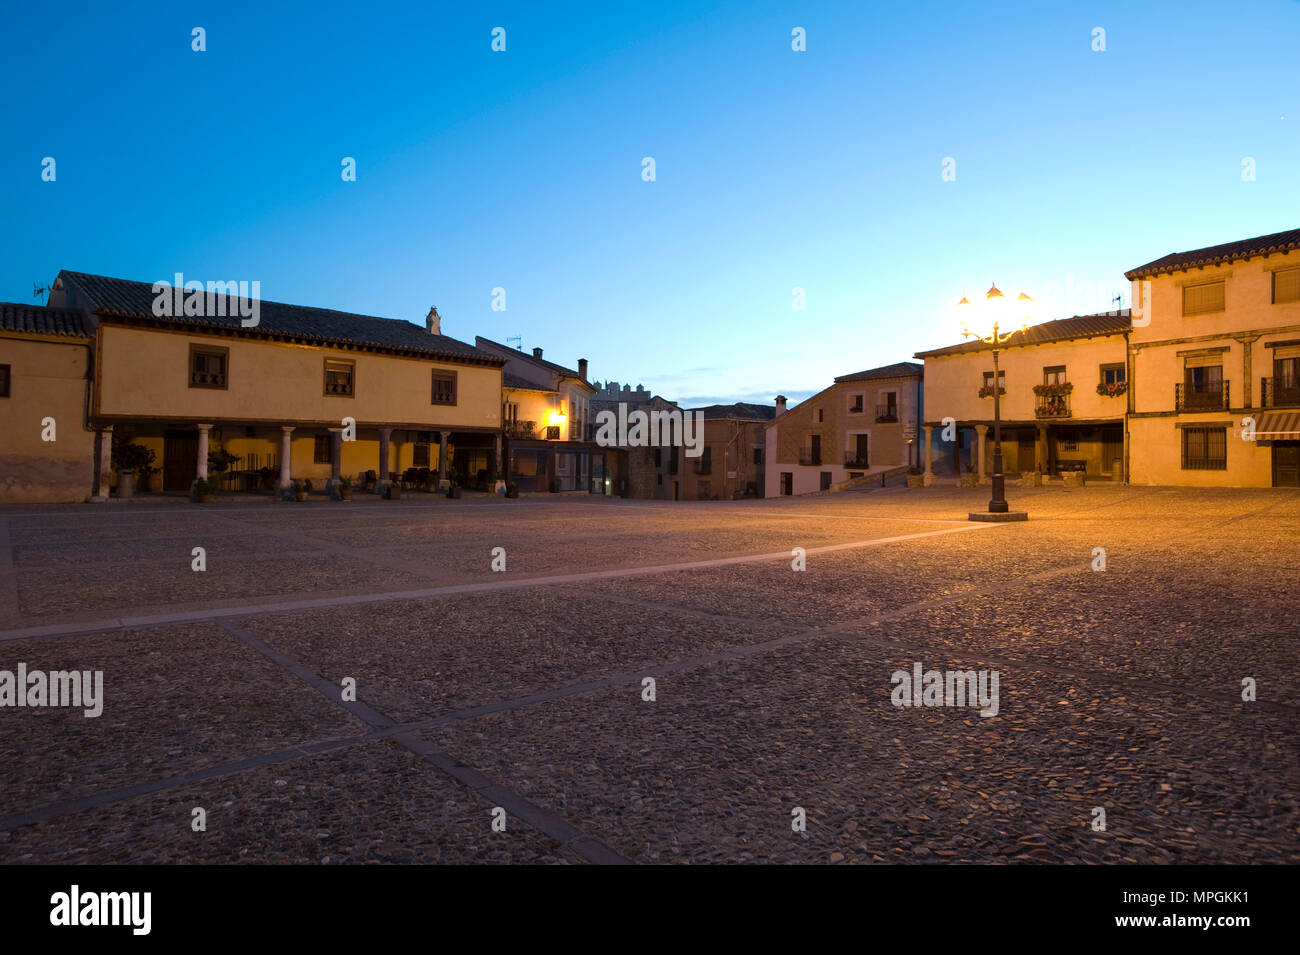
top-left (33, 282), bottom-right (49, 300)
top-left (506, 335), bottom-right (522, 350)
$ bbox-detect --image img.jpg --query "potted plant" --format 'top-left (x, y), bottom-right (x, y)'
top-left (138, 462), bottom-right (160, 493)
top-left (386, 482), bottom-right (402, 500)
top-left (958, 463), bottom-right (980, 488)
top-left (291, 478), bottom-right (312, 502)
top-left (977, 385), bottom-right (1006, 399)
top-left (1096, 380), bottom-right (1127, 397)
top-left (112, 441), bottom-right (155, 499)
top-left (193, 476), bottom-right (215, 504)
top-left (447, 476), bottom-right (462, 499)
top-left (208, 447), bottom-right (241, 474)
top-left (906, 466), bottom-right (925, 489)
top-left (337, 475), bottom-right (353, 502)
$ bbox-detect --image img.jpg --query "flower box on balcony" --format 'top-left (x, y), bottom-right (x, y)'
top-left (1032, 382), bottom-right (1073, 397)
top-left (977, 386), bottom-right (1006, 399)
top-left (1096, 381), bottom-right (1127, 397)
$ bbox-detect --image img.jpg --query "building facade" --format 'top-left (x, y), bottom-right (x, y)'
top-left (1125, 228), bottom-right (1300, 487)
top-left (679, 403), bottom-right (772, 500)
top-left (0, 304), bottom-right (97, 502)
top-left (6, 271), bottom-right (509, 502)
top-left (475, 338), bottom-right (608, 493)
top-left (916, 313), bottom-right (1130, 483)
top-left (765, 362), bottom-right (923, 496)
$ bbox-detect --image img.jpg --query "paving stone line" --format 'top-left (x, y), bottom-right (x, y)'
top-left (0, 522), bottom-right (997, 643)
top-left (213, 619), bottom-right (631, 865)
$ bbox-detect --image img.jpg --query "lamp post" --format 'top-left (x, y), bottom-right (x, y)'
top-left (958, 284), bottom-right (1033, 521)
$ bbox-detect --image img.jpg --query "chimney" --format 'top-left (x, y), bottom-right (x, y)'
top-left (775, 395), bottom-right (788, 415)
top-left (425, 306), bottom-right (441, 335)
top-left (578, 358), bottom-right (588, 380)
top-left (533, 347), bottom-right (543, 359)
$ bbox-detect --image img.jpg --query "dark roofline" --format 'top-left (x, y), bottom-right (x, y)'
top-left (833, 361), bottom-right (924, 383)
top-left (914, 311), bottom-right (1130, 359)
top-left (475, 335), bottom-right (593, 385)
top-left (59, 271), bottom-right (506, 367)
top-left (0, 302), bottom-right (95, 339)
top-left (1124, 227), bottom-right (1300, 279)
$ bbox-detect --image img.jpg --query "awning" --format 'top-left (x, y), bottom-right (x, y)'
top-left (1254, 411), bottom-right (1300, 438)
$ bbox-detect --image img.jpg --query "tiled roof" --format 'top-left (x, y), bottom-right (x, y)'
top-left (0, 302), bottom-right (94, 339)
top-left (475, 336), bottom-right (590, 382)
top-left (690, 402), bottom-right (776, 421)
top-left (914, 311), bottom-right (1130, 359)
top-left (1125, 227), bottom-right (1300, 279)
top-left (58, 271), bottom-right (504, 365)
top-left (503, 372), bottom-right (555, 391)
top-left (834, 361), bottom-right (923, 383)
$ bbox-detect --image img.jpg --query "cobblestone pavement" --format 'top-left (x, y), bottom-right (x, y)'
top-left (0, 485), bottom-right (1296, 863)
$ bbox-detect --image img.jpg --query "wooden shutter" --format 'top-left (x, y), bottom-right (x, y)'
top-left (1182, 282), bottom-right (1225, 316)
top-left (1273, 268), bottom-right (1300, 304)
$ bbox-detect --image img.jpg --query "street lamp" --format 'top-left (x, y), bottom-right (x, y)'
top-left (957, 284), bottom-right (1033, 519)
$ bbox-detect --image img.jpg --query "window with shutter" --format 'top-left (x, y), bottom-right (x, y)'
top-left (1182, 281), bottom-right (1225, 316)
top-left (1273, 267), bottom-right (1300, 304)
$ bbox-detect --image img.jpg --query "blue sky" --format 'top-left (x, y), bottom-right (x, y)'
top-left (2, 1), bottom-right (1297, 405)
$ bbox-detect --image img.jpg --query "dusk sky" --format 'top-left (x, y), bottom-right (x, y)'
top-left (2, 0), bottom-right (1297, 405)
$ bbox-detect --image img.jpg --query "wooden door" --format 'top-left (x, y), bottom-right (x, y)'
top-left (163, 430), bottom-right (198, 492)
top-left (1273, 442), bottom-right (1300, 487)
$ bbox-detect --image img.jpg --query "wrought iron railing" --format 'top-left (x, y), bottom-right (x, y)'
top-left (1175, 381), bottom-right (1229, 412)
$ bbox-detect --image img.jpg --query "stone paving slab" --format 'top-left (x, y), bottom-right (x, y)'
top-left (0, 623), bottom-right (366, 818)
top-left (236, 593), bottom-right (793, 724)
top-left (422, 634), bottom-right (1298, 864)
top-left (0, 740), bottom-right (575, 864)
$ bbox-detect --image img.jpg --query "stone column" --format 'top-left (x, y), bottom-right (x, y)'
top-left (974, 425), bottom-right (989, 484)
top-left (196, 423), bottom-right (212, 483)
top-left (278, 426), bottom-right (294, 499)
top-left (922, 425), bottom-right (934, 486)
top-left (1036, 424), bottom-right (1048, 474)
top-left (377, 427), bottom-right (392, 495)
top-left (493, 432), bottom-right (504, 492)
top-left (327, 429), bottom-right (343, 497)
top-left (92, 425), bottom-right (113, 501)
top-left (438, 430), bottom-right (451, 490)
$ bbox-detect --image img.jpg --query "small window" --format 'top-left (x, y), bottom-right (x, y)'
top-left (431, 370), bottom-right (457, 405)
top-left (0, 363), bottom-right (9, 398)
top-left (1043, 365), bottom-right (1067, 385)
top-left (848, 394), bottom-right (864, 414)
top-left (780, 472), bottom-right (793, 495)
top-left (412, 443), bottom-right (430, 468)
top-left (1183, 281), bottom-right (1225, 316)
top-left (1100, 363), bottom-right (1126, 386)
top-left (546, 425), bottom-right (561, 440)
top-left (313, 434), bottom-right (331, 463)
top-left (324, 359), bottom-right (355, 396)
top-left (982, 370), bottom-right (1006, 391)
top-left (753, 448), bottom-right (763, 466)
top-left (1274, 267), bottom-right (1300, 304)
top-left (189, 344), bottom-right (228, 389)
top-left (1182, 426), bottom-right (1227, 470)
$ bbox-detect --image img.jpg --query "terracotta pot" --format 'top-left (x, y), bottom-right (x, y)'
top-left (294, 491), bottom-right (308, 502)
top-left (906, 475), bottom-right (925, 488)
top-left (386, 486), bottom-right (401, 500)
top-left (339, 489), bottom-right (352, 502)
top-left (196, 492), bottom-right (213, 504)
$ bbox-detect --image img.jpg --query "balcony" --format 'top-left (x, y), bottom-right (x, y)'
top-left (1175, 381), bottom-right (1229, 412)
top-left (1261, 377), bottom-right (1300, 408)
top-left (798, 452), bottom-right (822, 466)
top-left (1034, 395), bottom-right (1071, 419)
top-left (504, 421), bottom-right (537, 439)
top-left (875, 405), bottom-right (899, 423)
top-left (844, 452), bottom-right (869, 468)
top-left (693, 459), bottom-right (712, 475)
